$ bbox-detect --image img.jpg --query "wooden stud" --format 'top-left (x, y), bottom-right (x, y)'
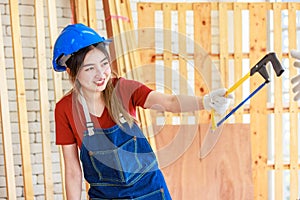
top-left (35, 0), bottom-right (54, 199)
top-left (233, 3), bottom-right (243, 123)
top-left (9, 0), bottom-right (34, 198)
top-left (162, 3), bottom-right (173, 124)
top-left (47, 0), bottom-right (67, 198)
top-left (193, 3), bottom-right (211, 124)
top-left (76, 0), bottom-right (88, 24)
top-left (137, 3), bottom-right (156, 85)
top-left (249, 3), bottom-right (268, 200)
top-left (178, 3), bottom-right (188, 124)
top-left (0, 11), bottom-right (17, 200)
top-left (137, 3), bottom-right (158, 130)
top-left (288, 3), bottom-right (298, 200)
top-left (219, 2), bottom-right (229, 88)
top-left (273, 3), bottom-right (283, 200)
top-left (114, 0), bottom-right (134, 79)
top-left (102, 0), bottom-right (118, 73)
top-left (110, 0), bottom-right (127, 76)
top-left (70, 0), bottom-right (77, 24)
top-left (87, 0), bottom-right (97, 29)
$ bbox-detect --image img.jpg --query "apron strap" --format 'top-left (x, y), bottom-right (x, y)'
top-left (79, 90), bottom-right (95, 136)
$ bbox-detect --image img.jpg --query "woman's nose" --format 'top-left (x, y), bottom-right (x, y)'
top-left (95, 65), bottom-right (105, 76)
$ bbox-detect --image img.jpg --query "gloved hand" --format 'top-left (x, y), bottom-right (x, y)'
top-left (203, 88), bottom-right (234, 115)
top-left (291, 50), bottom-right (300, 101)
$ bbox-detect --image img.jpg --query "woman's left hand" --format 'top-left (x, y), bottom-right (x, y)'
top-left (203, 88), bottom-right (234, 115)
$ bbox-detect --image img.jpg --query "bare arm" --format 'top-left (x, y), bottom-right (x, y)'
top-left (62, 144), bottom-right (82, 200)
top-left (143, 91), bottom-right (204, 113)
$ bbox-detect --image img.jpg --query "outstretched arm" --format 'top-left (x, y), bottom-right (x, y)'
top-left (144, 88), bottom-right (233, 115)
top-left (144, 91), bottom-right (204, 113)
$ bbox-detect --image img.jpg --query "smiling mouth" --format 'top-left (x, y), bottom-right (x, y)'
top-left (95, 78), bottom-right (105, 86)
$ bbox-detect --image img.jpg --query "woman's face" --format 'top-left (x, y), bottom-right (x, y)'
top-left (76, 47), bottom-right (111, 93)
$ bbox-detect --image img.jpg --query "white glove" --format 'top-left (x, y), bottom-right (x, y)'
top-left (290, 50), bottom-right (300, 101)
top-left (203, 88), bottom-right (234, 115)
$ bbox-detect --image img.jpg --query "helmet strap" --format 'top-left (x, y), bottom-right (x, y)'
top-left (57, 54), bottom-right (72, 67)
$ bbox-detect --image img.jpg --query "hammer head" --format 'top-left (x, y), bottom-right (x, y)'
top-left (250, 52), bottom-right (284, 82)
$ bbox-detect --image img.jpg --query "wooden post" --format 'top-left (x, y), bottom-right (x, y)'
top-left (102, 0), bottom-right (118, 73)
top-left (162, 3), bottom-right (173, 124)
top-left (288, 3), bottom-right (298, 200)
top-left (249, 3), bottom-right (268, 199)
top-left (0, 10), bottom-right (17, 200)
top-left (46, 0), bottom-right (67, 198)
top-left (87, 0), bottom-right (97, 29)
top-left (273, 3), bottom-right (283, 200)
top-left (219, 2), bottom-right (229, 88)
top-left (9, 0), bottom-right (33, 199)
top-left (9, 0), bottom-right (34, 198)
top-left (75, 0), bottom-right (88, 24)
top-left (71, 0), bottom-right (97, 27)
top-left (233, 3), bottom-right (243, 123)
top-left (193, 3), bottom-right (211, 124)
top-left (137, 3), bottom-right (156, 84)
top-left (34, 0), bottom-right (54, 199)
top-left (178, 3), bottom-right (188, 124)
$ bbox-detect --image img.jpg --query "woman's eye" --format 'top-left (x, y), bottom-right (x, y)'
top-left (102, 61), bottom-right (109, 66)
top-left (85, 66), bottom-right (94, 71)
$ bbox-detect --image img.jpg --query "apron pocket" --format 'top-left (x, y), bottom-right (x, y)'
top-left (89, 136), bottom-right (145, 184)
top-left (90, 149), bottom-right (125, 183)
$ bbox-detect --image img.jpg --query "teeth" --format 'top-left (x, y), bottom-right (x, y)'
top-left (95, 79), bottom-right (105, 85)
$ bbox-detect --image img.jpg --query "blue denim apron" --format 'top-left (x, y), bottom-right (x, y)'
top-left (78, 94), bottom-right (172, 199)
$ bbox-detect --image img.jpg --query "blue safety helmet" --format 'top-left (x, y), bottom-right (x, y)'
top-left (52, 23), bottom-right (111, 72)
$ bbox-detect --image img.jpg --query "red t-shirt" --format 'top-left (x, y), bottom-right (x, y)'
top-left (55, 77), bottom-right (153, 148)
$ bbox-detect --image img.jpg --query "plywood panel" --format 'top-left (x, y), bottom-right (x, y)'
top-left (154, 124), bottom-right (253, 200)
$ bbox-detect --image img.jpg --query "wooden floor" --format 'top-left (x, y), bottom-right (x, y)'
top-left (154, 124), bottom-right (253, 200)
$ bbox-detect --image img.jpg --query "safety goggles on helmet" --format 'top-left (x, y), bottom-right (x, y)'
top-left (52, 23), bottom-right (111, 72)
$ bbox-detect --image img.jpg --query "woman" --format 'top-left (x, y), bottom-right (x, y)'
top-left (53, 23), bottom-right (233, 200)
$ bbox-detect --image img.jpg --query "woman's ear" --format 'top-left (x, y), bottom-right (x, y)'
top-left (66, 67), bottom-right (71, 75)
